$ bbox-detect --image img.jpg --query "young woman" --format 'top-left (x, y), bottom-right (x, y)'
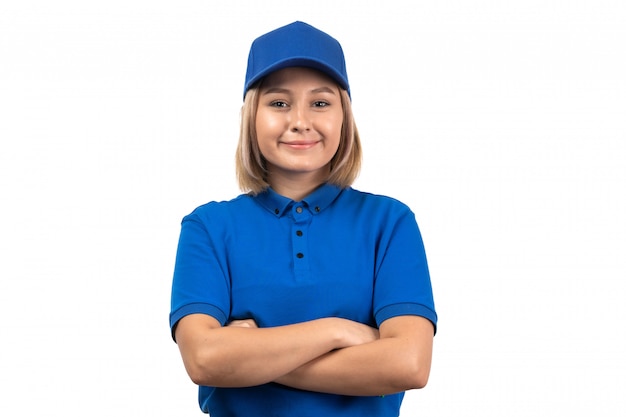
top-left (170, 21), bottom-right (437, 416)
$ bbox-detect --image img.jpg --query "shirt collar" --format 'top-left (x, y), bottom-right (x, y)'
top-left (254, 183), bottom-right (343, 217)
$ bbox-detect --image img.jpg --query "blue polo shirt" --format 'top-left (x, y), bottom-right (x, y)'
top-left (170, 184), bottom-right (437, 416)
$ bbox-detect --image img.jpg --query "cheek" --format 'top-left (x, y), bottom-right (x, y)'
top-left (256, 110), bottom-right (283, 136)
top-left (325, 115), bottom-right (344, 148)
top-left (255, 113), bottom-right (279, 156)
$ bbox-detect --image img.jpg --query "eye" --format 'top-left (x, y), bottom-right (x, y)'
top-left (313, 101), bottom-right (329, 108)
top-left (270, 100), bottom-right (288, 108)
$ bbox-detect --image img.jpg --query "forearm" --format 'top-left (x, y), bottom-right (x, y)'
top-left (176, 315), bottom-right (378, 388)
top-left (275, 316), bottom-right (434, 396)
top-left (275, 339), bottom-right (423, 395)
top-left (178, 317), bottom-right (341, 387)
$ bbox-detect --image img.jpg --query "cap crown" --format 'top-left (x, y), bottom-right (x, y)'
top-left (243, 21), bottom-right (350, 99)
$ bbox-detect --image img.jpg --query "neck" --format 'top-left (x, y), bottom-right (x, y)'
top-left (268, 170), bottom-right (328, 201)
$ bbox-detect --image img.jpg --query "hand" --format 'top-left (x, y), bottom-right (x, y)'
top-left (226, 317), bottom-right (378, 349)
top-left (227, 319), bottom-right (259, 328)
top-left (333, 318), bottom-right (379, 348)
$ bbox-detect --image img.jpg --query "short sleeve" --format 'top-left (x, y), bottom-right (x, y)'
top-left (372, 207), bottom-right (437, 332)
top-left (169, 210), bottom-right (231, 340)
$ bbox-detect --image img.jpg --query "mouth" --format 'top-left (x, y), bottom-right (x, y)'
top-left (281, 140), bottom-right (320, 150)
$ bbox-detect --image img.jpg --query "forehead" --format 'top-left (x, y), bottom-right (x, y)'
top-left (261, 67), bottom-right (340, 91)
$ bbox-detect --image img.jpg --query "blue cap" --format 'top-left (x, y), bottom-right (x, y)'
top-left (243, 21), bottom-right (350, 99)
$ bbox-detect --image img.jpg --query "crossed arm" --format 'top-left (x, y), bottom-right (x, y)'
top-left (174, 313), bottom-right (434, 396)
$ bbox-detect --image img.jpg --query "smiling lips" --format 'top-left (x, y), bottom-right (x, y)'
top-left (281, 140), bottom-right (321, 150)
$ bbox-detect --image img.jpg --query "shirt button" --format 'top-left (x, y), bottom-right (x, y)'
top-left (274, 208), bottom-right (279, 214)
top-left (296, 207), bottom-right (303, 214)
top-left (296, 230), bottom-right (303, 236)
top-left (315, 206), bottom-right (320, 212)
top-left (296, 253), bottom-right (304, 258)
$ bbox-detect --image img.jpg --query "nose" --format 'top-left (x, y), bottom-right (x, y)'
top-left (290, 105), bottom-right (310, 132)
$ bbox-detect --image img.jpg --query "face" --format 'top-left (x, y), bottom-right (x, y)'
top-left (255, 67), bottom-right (343, 187)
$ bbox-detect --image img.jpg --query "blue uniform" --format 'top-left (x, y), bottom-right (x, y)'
top-left (170, 184), bottom-right (437, 416)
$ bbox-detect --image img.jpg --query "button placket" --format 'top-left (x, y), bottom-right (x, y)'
top-left (292, 204), bottom-right (311, 276)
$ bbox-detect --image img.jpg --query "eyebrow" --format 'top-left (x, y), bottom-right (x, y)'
top-left (311, 86), bottom-right (337, 95)
top-left (261, 86), bottom-right (337, 95)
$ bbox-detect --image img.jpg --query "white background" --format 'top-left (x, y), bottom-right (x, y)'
top-left (1, 1), bottom-right (624, 415)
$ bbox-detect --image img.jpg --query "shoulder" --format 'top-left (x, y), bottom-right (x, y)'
top-left (340, 187), bottom-right (414, 215)
top-left (330, 188), bottom-right (420, 235)
top-left (182, 193), bottom-right (256, 224)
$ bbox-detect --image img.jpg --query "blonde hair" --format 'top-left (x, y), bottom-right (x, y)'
top-left (235, 86), bottom-right (362, 195)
